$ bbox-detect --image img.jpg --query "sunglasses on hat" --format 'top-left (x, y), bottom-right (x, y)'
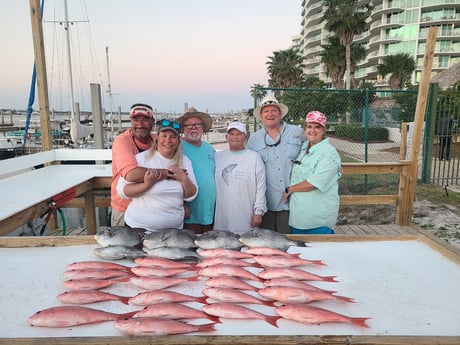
top-left (156, 119), bottom-right (181, 131)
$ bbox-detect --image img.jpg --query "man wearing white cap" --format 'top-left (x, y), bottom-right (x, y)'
top-left (214, 121), bottom-right (267, 234)
top-left (110, 103), bottom-right (156, 226)
top-left (247, 95), bottom-right (305, 234)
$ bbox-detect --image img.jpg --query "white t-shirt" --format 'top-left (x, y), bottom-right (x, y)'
top-left (117, 150), bottom-right (197, 232)
top-left (213, 148), bottom-right (267, 234)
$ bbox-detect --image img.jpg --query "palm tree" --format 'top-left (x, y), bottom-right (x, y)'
top-left (377, 53), bottom-right (416, 89)
top-left (250, 84), bottom-right (267, 104)
top-left (321, 36), bottom-right (367, 89)
top-left (266, 48), bottom-right (305, 95)
top-left (322, 0), bottom-right (372, 90)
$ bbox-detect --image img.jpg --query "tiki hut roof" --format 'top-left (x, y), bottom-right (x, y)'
top-left (431, 62), bottom-right (460, 90)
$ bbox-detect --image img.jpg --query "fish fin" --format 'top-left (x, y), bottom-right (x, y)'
top-left (119, 310), bottom-right (138, 320)
top-left (324, 276), bottom-right (338, 282)
top-left (311, 260), bottom-right (327, 266)
top-left (263, 300), bottom-right (277, 307)
top-left (197, 322), bottom-right (216, 332)
top-left (187, 276), bottom-right (201, 282)
top-left (266, 316), bottom-right (281, 328)
top-left (351, 317), bottom-right (371, 328)
top-left (207, 315), bottom-right (222, 324)
top-left (335, 295), bottom-right (355, 303)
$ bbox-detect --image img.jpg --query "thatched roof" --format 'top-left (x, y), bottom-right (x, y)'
top-left (431, 62), bottom-right (460, 90)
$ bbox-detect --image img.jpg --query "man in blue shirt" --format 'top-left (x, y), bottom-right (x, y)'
top-left (247, 96), bottom-right (305, 234)
top-left (177, 107), bottom-right (216, 234)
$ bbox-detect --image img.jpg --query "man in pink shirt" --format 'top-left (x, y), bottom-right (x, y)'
top-left (110, 103), bottom-right (156, 226)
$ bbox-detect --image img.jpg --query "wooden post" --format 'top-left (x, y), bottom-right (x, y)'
top-left (396, 26), bottom-right (437, 225)
top-left (29, 0), bottom-right (53, 151)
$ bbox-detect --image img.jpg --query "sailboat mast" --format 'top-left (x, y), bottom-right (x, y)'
top-left (63, 0), bottom-right (76, 121)
top-left (105, 46), bottom-right (114, 138)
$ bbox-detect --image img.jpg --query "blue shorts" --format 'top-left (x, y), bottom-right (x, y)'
top-left (291, 226), bottom-right (335, 234)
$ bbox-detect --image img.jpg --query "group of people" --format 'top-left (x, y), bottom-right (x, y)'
top-left (110, 96), bottom-right (342, 236)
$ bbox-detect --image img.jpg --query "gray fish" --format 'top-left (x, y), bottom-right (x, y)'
top-left (238, 228), bottom-right (306, 251)
top-left (93, 245), bottom-right (146, 261)
top-left (94, 226), bottom-right (143, 248)
top-left (143, 228), bottom-right (197, 250)
top-left (194, 230), bottom-right (242, 250)
top-left (145, 246), bottom-right (201, 262)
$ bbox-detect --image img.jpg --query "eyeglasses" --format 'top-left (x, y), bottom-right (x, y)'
top-left (156, 119), bottom-right (181, 131)
top-left (264, 132), bottom-right (281, 147)
top-left (183, 122), bottom-right (204, 129)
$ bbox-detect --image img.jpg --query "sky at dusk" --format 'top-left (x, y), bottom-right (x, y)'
top-left (0, 0), bottom-right (301, 114)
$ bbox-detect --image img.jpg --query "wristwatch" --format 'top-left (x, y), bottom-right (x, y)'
top-left (285, 186), bottom-right (290, 193)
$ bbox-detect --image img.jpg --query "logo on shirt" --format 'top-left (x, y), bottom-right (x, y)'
top-left (221, 164), bottom-right (238, 185)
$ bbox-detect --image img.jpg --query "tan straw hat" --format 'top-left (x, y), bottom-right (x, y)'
top-left (253, 95), bottom-right (288, 120)
top-left (176, 107), bottom-right (213, 132)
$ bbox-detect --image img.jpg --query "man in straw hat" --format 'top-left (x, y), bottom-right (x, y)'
top-left (247, 95), bottom-right (305, 234)
top-left (177, 107), bottom-right (216, 234)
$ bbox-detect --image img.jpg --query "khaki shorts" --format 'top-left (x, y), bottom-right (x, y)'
top-left (110, 208), bottom-right (125, 227)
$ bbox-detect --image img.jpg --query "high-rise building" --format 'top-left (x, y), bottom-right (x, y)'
top-left (300, 0), bottom-right (460, 86)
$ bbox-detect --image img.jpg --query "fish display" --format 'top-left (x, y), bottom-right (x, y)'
top-left (94, 226), bottom-right (143, 248)
top-left (202, 303), bottom-right (280, 328)
top-left (28, 306), bottom-right (137, 327)
top-left (239, 228), bottom-right (307, 250)
top-left (93, 245), bottom-right (146, 260)
top-left (27, 229), bottom-right (372, 335)
top-left (274, 304), bottom-right (370, 328)
top-left (56, 290), bottom-right (130, 305)
top-left (142, 228), bottom-right (197, 250)
top-left (113, 317), bottom-right (215, 336)
top-left (194, 230), bottom-right (242, 250)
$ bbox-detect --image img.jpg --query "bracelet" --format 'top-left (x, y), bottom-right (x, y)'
top-left (285, 186), bottom-right (289, 193)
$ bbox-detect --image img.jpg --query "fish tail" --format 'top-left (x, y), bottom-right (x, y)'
top-left (119, 296), bottom-right (131, 305)
top-left (351, 317), bottom-right (371, 328)
top-left (196, 295), bottom-right (209, 304)
top-left (207, 315), bottom-right (222, 324)
top-left (324, 276), bottom-right (338, 282)
top-left (262, 300), bottom-right (277, 307)
top-left (197, 322), bottom-right (216, 333)
top-left (265, 315), bottom-right (281, 328)
top-left (335, 295), bottom-right (355, 303)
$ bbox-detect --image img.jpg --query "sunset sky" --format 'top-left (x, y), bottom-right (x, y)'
top-left (0, 0), bottom-right (301, 114)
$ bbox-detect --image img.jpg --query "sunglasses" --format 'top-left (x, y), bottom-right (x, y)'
top-left (156, 119), bottom-right (181, 131)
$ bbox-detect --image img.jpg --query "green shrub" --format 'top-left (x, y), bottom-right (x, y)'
top-left (334, 125), bottom-right (389, 142)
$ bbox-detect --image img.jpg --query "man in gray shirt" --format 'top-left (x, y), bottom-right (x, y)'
top-left (247, 96), bottom-right (305, 234)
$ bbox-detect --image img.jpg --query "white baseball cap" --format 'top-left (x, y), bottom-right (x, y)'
top-left (226, 121), bottom-right (247, 134)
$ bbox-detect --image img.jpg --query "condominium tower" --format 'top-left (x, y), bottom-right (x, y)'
top-left (300, 0), bottom-right (460, 86)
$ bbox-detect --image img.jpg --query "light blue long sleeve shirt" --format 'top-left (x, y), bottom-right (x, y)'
top-left (247, 123), bottom-right (305, 211)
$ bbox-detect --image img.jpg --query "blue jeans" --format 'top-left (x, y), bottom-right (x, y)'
top-left (291, 226), bottom-right (335, 234)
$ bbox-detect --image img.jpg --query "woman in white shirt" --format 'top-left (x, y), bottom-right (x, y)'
top-left (117, 119), bottom-right (198, 232)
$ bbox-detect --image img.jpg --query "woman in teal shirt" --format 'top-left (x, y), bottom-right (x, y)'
top-left (283, 111), bottom-right (341, 234)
